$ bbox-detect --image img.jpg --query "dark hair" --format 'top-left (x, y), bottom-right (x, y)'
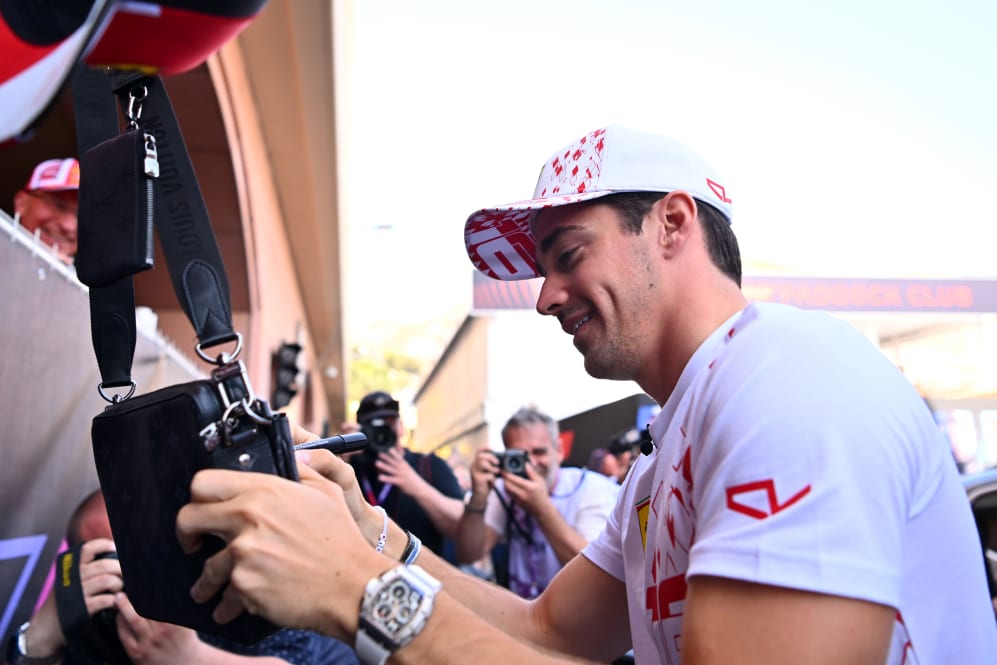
top-left (599, 191), bottom-right (742, 287)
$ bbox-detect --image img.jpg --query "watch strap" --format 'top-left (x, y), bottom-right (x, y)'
top-left (354, 622), bottom-right (391, 665)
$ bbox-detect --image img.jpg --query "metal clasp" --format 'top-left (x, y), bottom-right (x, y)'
top-left (98, 381), bottom-right (137, 404)
top-left (213, 360), bottom-right (269, 426)
top-left (196, 332), bottom-right (243, 366)
top-left (200, 421), bottom-right (222, 453)
top-left (126, 84), bottom-right (148, 130)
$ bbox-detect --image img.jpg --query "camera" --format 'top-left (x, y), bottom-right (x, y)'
top-left (360, 417), bottom-right (397, 453)
top-left (495, 449), bottom-right (528, 478)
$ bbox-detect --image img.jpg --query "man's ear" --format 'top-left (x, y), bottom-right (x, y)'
top-left (650, 191), bottom-right (698, 255)
top-left (13, 189), bottom-right (29, 215)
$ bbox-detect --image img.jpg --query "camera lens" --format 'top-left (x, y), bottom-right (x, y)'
top-left (360, 419), bottom-right (397, 453)
top-left (503, 451), bottom-right (527, 476)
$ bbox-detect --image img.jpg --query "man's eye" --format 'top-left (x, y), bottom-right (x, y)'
top-left (557, 247), bottom-right (578, 269)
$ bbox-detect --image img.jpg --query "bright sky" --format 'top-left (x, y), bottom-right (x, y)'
top-left (339, 0), bottom-right (997, 341)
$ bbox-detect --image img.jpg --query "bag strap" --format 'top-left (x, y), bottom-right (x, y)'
top-left (73, 67), bottom-right (238, 396)
top-left (71, 64), bottom-right (138, 392)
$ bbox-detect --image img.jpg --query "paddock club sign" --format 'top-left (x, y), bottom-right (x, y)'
top-left (471, 272), bottom-right (997, 313)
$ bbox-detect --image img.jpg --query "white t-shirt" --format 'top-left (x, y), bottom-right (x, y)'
top-left (583, 302), bottom-right (997, 664)
top-left (485, 466), bottom-right (619, 598)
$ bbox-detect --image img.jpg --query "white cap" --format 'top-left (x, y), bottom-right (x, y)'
top-left (464, 125), bottom-right (733, 281)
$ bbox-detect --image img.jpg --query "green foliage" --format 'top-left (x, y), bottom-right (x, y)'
top-left (347, 345), bottom-right (424, 408)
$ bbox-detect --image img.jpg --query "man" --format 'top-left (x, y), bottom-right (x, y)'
top-left (605, 427), bottom-right (644, 484)
top-left (5, 490), bottom-right (359, 665)
top-left (12, 158), bottom-right (79, 262)
top-left (456, 406), bottom-right (619, 598)
top-left (349, 391), bottom-right (464, 556)
top-left (177, 126), bottom-right (997, 664)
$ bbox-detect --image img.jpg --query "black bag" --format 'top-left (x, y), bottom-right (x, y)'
top-left (73, 69), bottom-right (296, 644)
top-left (76, 128), bottom-right (156, 287)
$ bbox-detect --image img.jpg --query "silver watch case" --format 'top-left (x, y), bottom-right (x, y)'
top-left (355, 565), bottom-right (441, 665)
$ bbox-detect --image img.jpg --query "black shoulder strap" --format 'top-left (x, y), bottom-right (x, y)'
top-left (419, 453), bottom-right (433, 483)
top-left (71, 64), bottom-right (137, 390)
top-left (72, 66), bottom-right (237, 392)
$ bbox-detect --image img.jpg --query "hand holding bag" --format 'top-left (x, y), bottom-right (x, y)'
top-left (73, 69), bottom-right (296, 644)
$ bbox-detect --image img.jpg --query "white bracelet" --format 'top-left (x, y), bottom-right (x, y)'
top-left (372, 506), bottom-right (388, 553)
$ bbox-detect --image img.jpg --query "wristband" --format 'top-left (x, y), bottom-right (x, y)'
top-left (463, 492), bottom-right (487, 514)
top-left (372, 506), bottom-right (388, 554)
top-left (7, 622), bottom-right (62, 665)
top-left (398, 531), bottom-right (422, 566)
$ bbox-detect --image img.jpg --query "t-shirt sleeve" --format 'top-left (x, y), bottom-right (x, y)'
top-left (573, 473), bottom-right (621, 541)
top-left (581, 483), bottom-right (626, 582)
top-left (685, 315), bottom-right (924, 609)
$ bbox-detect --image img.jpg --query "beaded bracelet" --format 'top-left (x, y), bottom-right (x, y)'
top-left (372, 506), bottom-right (388, 554)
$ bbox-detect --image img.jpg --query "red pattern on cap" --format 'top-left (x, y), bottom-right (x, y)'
top-left (538, 128), bottom-right (607, 198)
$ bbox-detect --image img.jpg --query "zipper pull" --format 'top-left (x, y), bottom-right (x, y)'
top-left (143, 132), bottom-right (160, 178)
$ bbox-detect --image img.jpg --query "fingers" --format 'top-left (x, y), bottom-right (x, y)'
top-left (177, 470), bottom-right (269, 553)
top-left (298, 455), bottom-right (360, 503)
top-left (291, 422), bottom-right (320, 445)
top-left (114, 593), bottom-right (147, 640)
top-left (79, 538), bottom-right (116, 562)
top-left (83, 588), bottom-right (119, 615)
top-left (190, 546), bottom-right (235, 604)
top-left (214, 582), bottom-right (250, 625)
top-left (296, 448), bottom-right (349, 483)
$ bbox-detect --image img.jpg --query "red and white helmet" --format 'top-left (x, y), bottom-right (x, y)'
top-left (0, 0), bottom-right (269, 145)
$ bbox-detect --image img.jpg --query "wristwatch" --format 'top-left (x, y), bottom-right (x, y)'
top-left (6, 622), bottom-right (62, 665)
top-left (355, 565), bottom-right (442, 665)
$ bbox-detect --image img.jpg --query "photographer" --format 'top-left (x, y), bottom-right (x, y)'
top-left (348, 391), bottom-right (464, 556)
top-left (4, 490), bottom-right (359, 665)
top-left (455, 406), bottom-right (620, 598)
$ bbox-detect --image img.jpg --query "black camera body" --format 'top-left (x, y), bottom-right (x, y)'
top-left (495, 449), bottom-right (528, 478)
top-left (360, 418), bottom-right (397, 454)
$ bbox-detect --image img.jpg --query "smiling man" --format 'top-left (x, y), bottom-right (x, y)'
top-left (12, 158), bottom-right (79, 263)
top-left (455, 405), bottom-right (619, 599)
top-left (177, 126), bottom-right (997, 665)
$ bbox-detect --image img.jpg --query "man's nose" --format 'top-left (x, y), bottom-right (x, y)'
top-left (58, 213), bottom-right (77, 231)
top-left (535, 275), bottom-right (564, 317)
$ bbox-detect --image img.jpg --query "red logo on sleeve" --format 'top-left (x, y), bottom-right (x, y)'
top-left (725, 479), bottom-right (810, 520)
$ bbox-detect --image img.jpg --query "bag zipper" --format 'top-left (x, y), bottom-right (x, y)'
top-left (142, 132), bottom-right (159, 267)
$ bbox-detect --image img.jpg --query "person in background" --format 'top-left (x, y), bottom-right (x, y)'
top-left (455, 406), bottom-right (620, 599)
top-left (347, 391), bottom-right (464, 557)
top-left (11, 158), bottom-right (79, 263)
top-left (4, 489), bottom-right (359, 665)
top-left (176, 125), bottom-right (997, 664)
top-left (605, 426), bottom-right (645, 484)
top-left (586, 447), bottom-right (620, 481)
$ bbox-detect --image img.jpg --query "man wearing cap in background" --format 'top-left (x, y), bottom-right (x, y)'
top-left (348, 391), bottom-right (464, 558)
top-left (176, 126), bottom-right (997, 665)
top-left (12, 158), bottom-right (79, 263)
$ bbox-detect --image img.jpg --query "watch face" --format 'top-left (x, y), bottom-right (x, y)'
top-left (372, 578), bottom-right (424, 634)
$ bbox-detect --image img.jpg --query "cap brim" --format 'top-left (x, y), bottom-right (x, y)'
top-left (30, 184), bottom-right (78, 192)
top-left (464, 190), bottom-right (614, 281)
top-left (358, 409), bottom-right (399, 422)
